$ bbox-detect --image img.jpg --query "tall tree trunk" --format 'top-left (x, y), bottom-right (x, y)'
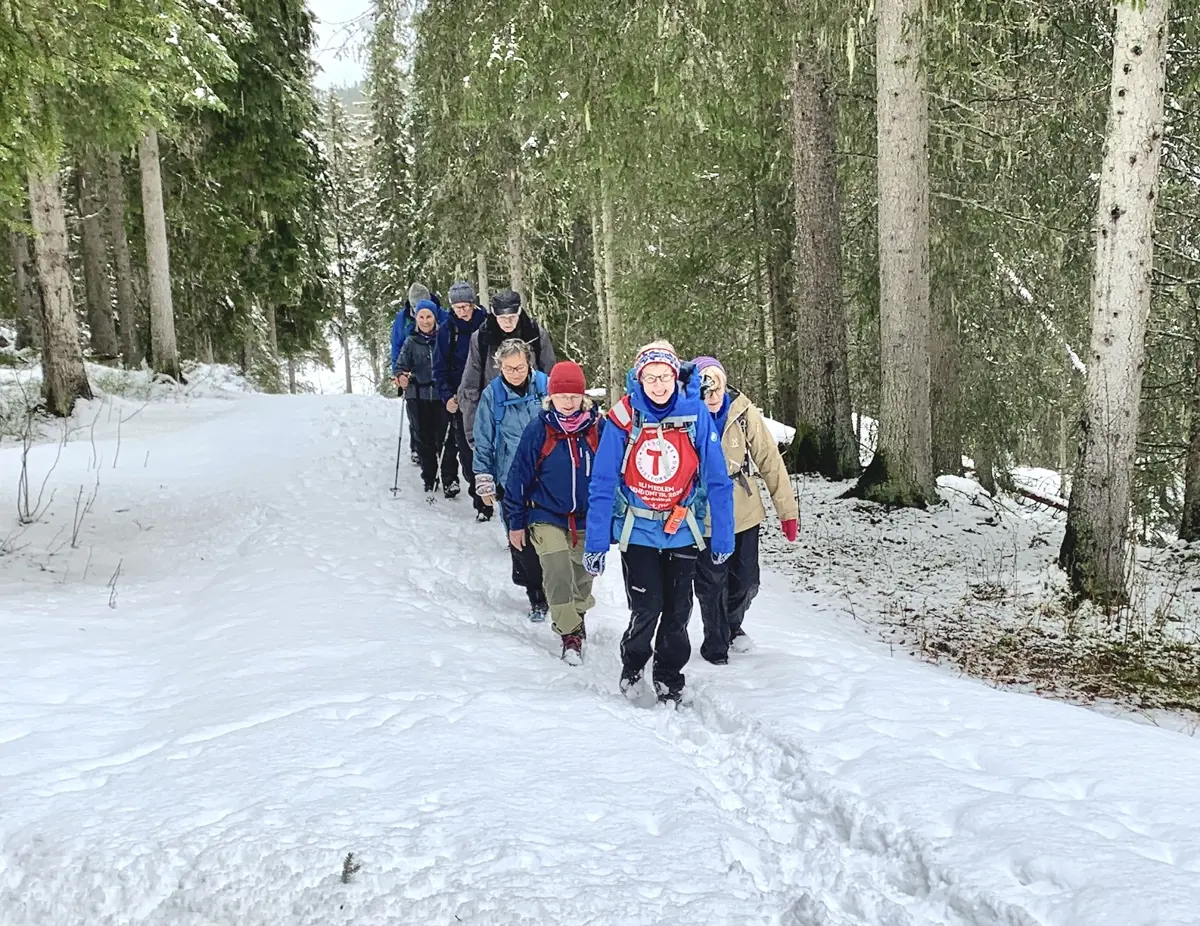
top-left (1179, 341), bottom-right (1200, 541)
top-left (768, 238), bottom-right (798, 427)
top-left (600, 182), bottom-right (623, 404)
top-left (851, 0), bottom-right (934, 507)
top-left (76, 153), bottom-right (120, 360)
top-left (503, 166), bottom-right (525, 303)
top-left (789, 47), bottom-right (859, 480)
top-left (590, 202), bottom-right (614, 400)
top-left (334, 232), bottom-right (353, 395)
top-left (27, 165), bottom-right (93, 415)
top-left (138, 129), bottom-right (181, 381)
top-left (365, 333), bottom-right (382, 390)
top-left (758, 240), bottom-right (778, 416)
top-left (476, 251), bottom-right (491, 308)
top-left (287, 356), bottom-right (298, 395)
top-left (264, 302), bottom-right (282, 393)
top-left (198, 329), bottom-right (215, 364)
top-left (9, 229), bottom-right (41, 350)
top-left (1059, 0), bottom-right (1170, 605)
top-left (931, 288), bottom-right (962, 476)
top-left (105, 151), bottom-right (139, 366)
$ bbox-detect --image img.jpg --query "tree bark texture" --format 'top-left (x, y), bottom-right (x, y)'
top-left (27, 165), bottom-right (93, 416)
top-left (476, 251), bottom-right (491, 308)
top-left (931, 287), bottom-right (962, 476)
top-left (105, 151), bottom-right (140, 366)
top-left (600, 183), bottom-right (623, 405)
top-left (790, 48), bottom-right (859, 480)
top-left (76, 153), bottom-right (120, 359)
top-left (503, 166), bottom-right (526, 304)
top-left (1059, 0), bottom-right (1170, 604)
top-left (138, 129), bottom-right (181, 381)
top-left (857, 0), bottom-right (934, 506)
top-left (9, 229), bottom-right (41, 350)
top-left (1179, 342), bottom-right (1200, 541)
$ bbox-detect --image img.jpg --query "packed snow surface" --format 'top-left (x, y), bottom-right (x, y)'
top-left (1, 388), bottom-right (1199, 925)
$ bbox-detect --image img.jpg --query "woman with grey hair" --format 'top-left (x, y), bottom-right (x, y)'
top-left (473, 339), bottom-right (550, 621)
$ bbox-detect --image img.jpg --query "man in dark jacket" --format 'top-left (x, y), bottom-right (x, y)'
top-left (391, 282), bottom-right (446, 463)
top-left (396, 301), bottom-right (456, 493)
top-left (433, 281), bottom-right (490, 515)
top-left (457, 290), bottom-right (556, 449)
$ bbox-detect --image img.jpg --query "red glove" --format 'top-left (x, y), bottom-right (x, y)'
top-left (780, 518), bottom-right (798, 542)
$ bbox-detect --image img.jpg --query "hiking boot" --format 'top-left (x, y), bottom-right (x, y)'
top-left (529, 603), bottom-right (548, 623)
top-left (619, 670), bottom-right (642, 699)
top-left (729, 628), bottom-right (754, 654)
top-left (410, 451), bottom-right (420, 466)
top-left (654, 681), bottom-right (682, 705)
top-left (476, 505), bottom-right (494, 523)
top-left (703, 655), bottom-right (729, 666)
top-left (444, 480), bottom-right (461, 499)
top-left (561, 633), bottom-right (584, 666)
top-left (423, 480), bottom-right (436, 493)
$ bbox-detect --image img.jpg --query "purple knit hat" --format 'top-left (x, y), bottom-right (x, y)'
top-left (692, 356), bottom-right (725, 378)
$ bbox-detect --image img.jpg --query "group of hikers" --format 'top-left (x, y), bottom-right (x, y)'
top-left (391, 281), bottom-right (799, 705)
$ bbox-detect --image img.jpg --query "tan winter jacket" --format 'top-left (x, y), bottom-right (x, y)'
top-left (712, 391), bottom-right (799, 535)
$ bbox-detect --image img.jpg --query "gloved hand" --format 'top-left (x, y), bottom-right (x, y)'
top-left (475, 473), bottom-right (496, 506)
top-left (712, 550), bottom-right (732, 566)
top-left (583, 551), bottom-right (606, 576)
top-left (780, 518), bottom-right (798, 542)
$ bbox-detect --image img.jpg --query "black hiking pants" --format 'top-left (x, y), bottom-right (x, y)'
top-left (446, 410), bottom-right (491, 513)
top-left (694, 525), bottom-right (761, 663)
top-left (400, 386), bottom-right (420, 455)
top-left (619, 544), bottom-right (699, 695)
top-left (412, 399), bottom-right (456, 489)
top-left (495, 487), bottom-right (546, 607)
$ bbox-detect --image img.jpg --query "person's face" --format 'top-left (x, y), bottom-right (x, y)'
top-left (452, 301), bottom-right (474, 321)
top-left (501, 355), bottom-right (529, 386)
top-left (551, 393), bottom-right (583, 415)
top-left (496, 312), bottom-right (520, 333)
top-left (640, 363), bottom-right (676, 403)
top-left (416, 310), bottom-right (436, 334)
top-left (703, 373), bottom-right (725, 413)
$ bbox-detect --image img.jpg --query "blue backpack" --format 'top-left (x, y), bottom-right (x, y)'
top-left (490, 370), bottom-right (549, 425)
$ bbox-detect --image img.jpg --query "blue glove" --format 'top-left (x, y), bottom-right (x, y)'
top-left (584, 551), bottom-right (606, 576)
top-left (711, 550), bottom-right (732, 566)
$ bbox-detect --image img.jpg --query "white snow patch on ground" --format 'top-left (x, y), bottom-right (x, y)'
top-left (1, 391), bottom-right (1199, 924)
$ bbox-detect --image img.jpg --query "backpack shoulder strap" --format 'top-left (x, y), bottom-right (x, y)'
top-left (490, 374), bottom-right (510, 425)
top-left (535, 421), bottom-right (560, 472)
top-left (607, 395), bottom-right (634, 431)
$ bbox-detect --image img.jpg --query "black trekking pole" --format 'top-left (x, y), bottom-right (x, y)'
top-left (391, 393), bottom-right (408, 497)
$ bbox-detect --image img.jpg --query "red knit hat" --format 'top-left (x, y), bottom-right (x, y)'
top-left (548, 360), bottom-right (587, 395)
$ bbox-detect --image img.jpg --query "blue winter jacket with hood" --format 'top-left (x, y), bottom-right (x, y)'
top-left (584, 378), bottom-right (735, 555)
top-left (433, 306), bottom-right (487, 401)
top-left (503, 406), bottom-right (604, 532)
top-left (473, 371), bottom-right (550, 488)
top-left (390, 299), bottom-right (448, 374)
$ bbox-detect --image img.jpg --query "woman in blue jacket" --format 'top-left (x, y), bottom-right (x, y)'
top-left (474, 339), bottom-right (550, 622)
top-left (584, 341), bottom-right (735, 704)
top-left (504, 361), bottom-right (603, 665)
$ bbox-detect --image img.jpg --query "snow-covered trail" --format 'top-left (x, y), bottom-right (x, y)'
top-left (2, 393), bottom-right (1199, 925)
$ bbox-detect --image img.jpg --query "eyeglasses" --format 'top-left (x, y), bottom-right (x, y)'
top-left (501, 363), bottom-right (529, 375)
top-left (641, 372), bottom-right (676, 385)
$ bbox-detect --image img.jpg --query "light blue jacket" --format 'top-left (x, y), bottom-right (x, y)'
top-left (473, 371), bottom-right (550, 487)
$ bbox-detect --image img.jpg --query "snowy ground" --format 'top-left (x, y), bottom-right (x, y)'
top-left (3, 383), bottom-right (1200, 924)
top-left (760, 464), bottom-right (1200, 727)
